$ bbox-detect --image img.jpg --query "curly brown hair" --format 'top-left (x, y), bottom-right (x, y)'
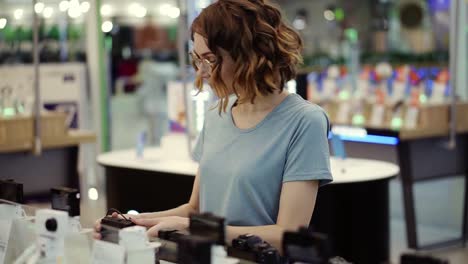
top-left (191, 0), bottom-right (303, 113)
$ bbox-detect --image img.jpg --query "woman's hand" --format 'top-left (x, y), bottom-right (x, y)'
top-left (131, 216), bottom-right (189, 237)
top-left (93, 212), bottom-right (138, 240)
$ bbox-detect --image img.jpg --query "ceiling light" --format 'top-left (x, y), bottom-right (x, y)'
top-left (59, 1), bottom-right (70, 12)
top-left (324, 10), bottom-right (335, 21)
top-left (100, 4), bottom-right (112, 16)
top-left (168, 7), bottom-right (180, 18)
top-left (14, 9), bottom-right (23, 20)
top-left (68, 7), bottom-right (82, 18)
top-left (101, 21), bottom-right (113, 33)
top-left (80, 1), bottom-right (90, 13)
top-left (0, 18), bottom-right (7, 29)
top-left (129, 3), bottom-right (147, 18)
top-left (43, 7), bottom-right (54, 18)
top-left (34, 2), bottom-right (45, 14)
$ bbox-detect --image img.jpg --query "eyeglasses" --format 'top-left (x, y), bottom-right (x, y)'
top-left (189, 51), bottom-right (217, 73)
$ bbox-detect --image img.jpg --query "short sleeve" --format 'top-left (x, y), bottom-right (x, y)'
top-left (283, 109), bottom-right (333, 186)
top-left (191, 123), bottom-right (205, 162)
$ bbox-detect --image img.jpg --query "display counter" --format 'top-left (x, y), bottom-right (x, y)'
top-left (98, 144), bottom-right (399, 264)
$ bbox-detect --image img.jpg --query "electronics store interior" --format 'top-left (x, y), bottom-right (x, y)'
top-left (1, 0), bottom-right (468, 263)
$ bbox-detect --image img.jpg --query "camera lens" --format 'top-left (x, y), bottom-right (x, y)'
top-left (45, 218), bottom-right (58, 232)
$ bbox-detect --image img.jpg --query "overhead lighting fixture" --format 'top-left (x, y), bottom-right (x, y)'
top-left (324, 10), bottom-right (335, 21)
top-left (0, 18), bottom-right (7, 29)
top-left (159, 4), bottom-right (180, 18)
top-left (101, 20), bottom-right (113, 33)
top-left (159, 3), bottom-right (172, 14)
top-left (68, 8), bottom-right (82, 18)
top-left (14, 9), bottom-right (24, 20)
top-left (34, 2), bottom-right (45, 14)
top-left (129, 3), bottom-right (147, 18)
top-left (168, 7), bottom-right (180, 18)
top-left (100, 4), bottom-right (112, 16)
top-left (43, 7), bottom-right (54, 18)
top-left (59, 1), bottom-right (70, 12)
top-left (80, 1), bottom-right (90, 13)
top-left (293, 18), bottom-right (306, 30)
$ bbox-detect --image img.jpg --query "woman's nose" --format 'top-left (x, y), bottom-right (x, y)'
top-left (196, 67), bottom-right (210, 79)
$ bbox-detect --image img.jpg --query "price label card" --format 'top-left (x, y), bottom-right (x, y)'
top-left (336, 103), bottom-right (351, 124)
top-left (91, 240), bottom-right (125, 264)
top-left (404, 107), bottom-right (419, 129)
top-left (430, 83), bottom-right (446, 104)
top-left (392, 81), bottom-right (406, 103)
top-left (370, 105), bottom-right (385, 127)
top-left (0, 220), bottom-right (12, 264)
top-left (322, 79), bottom-right (336, 99)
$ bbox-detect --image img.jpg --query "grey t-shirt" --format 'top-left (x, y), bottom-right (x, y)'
top-left (192, 93), bottom-right (332, 226)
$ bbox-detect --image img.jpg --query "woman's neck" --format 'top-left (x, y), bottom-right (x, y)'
top-left (234, 89), bottom-right (290, 114)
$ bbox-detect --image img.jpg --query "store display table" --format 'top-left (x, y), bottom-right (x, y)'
top-left (98, 146), bottom-right (399, 264)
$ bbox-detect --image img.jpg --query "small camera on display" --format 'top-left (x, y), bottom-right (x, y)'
top-left (282, 227), bottom-right (332, 264)
top-left (0, 179), bottom-right (24, 203)
top-left (158, 213), bottom-right (227, 264)
top-left (177, 235), bottom-right (213, 264)
top-left (229, 234), bottom-right (281, 264)
top-left (100, 209), bottom-right (136, 243)
top-left (35, 209), bottom-right (70, 258)
top-left (50, 187), bottom-right (80, 217)
top-left (158, 229), bottom-right (190, 242)
top-left (189, 212), bottom-right (226, 245)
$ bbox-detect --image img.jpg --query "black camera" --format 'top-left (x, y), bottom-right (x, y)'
top-left (100, 216), bottom-right (136, 243)
top-left (229, 234), bottom-right (281, 264)
top-left (282, 227), bottom-right (331, 264)
top-left (0, 179), bottom-right (24, 203)
top-left (50, 187), bottom-right (80, 217)
top-left (177, 235), bottom-right (213, 264)
top-left (189, 212), bottom-right (225, 245)
top-left (159, 229), bottom-right (190, 242)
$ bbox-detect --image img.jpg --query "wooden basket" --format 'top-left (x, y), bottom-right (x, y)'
top-left (0, 112), bottom-right (67, 152)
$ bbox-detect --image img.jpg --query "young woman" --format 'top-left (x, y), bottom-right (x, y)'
top-left (95, 0), bottom-right (332, 251)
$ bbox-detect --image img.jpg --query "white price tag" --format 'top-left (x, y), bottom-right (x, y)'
top-left (322, 79), bottom-right (336, 99)
top-left (91, 240), bottom-right (125, 264)
top-left (0, 220), bottom-right (12, 264)
top-left (392, 82), bottom-right (406, 103)
top-left (430, 83), bottom-right (446, 104)
top-left (336, 103), bottom-right (351, 124)
top-left (370, 105), bottom-right (385, 127)
top-left (404, 107), bottom-right (419, 129)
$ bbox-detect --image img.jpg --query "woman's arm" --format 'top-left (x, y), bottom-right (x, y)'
top-left (226, 180), bottom-right (319, 252)
top-left (95, 169), bottom-right (200, 239)
top-left (138, 168), bottom-right (201, 219)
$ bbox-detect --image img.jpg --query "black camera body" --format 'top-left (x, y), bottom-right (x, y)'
top-left (229, 234), bottom-right (281, 264)
top-left (0, 179), bottom-right (24, 203)
top-left (283, 227), bottom-right (331, 264)
top-left (159, 229), bottom-right (190, 242)
top-left (100, 216), bottom-right (136, 243)
top-left (50, 187), bottom-right (80, 217)
top-left (177, 235), bottom-right (213, 264)
top-left (189, 212), bottom-right (225, 245)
